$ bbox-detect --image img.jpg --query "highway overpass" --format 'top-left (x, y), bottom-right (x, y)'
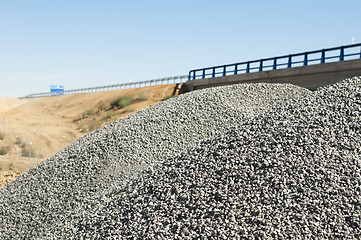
top-left (182, 43), bottom-right (361, 92)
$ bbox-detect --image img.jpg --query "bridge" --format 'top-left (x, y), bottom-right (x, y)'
top-left (182, 43), bottom-right (361, 92)
top-left (23, 43), bottom-right (361, 98)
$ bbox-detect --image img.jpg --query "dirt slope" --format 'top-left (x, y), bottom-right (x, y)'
top-left (0, 84), bottom-right (178, 187)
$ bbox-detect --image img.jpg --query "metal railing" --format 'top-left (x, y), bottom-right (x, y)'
top-left (23, 75), bottom-right (188, 98)
top-left (189, 43), bottom-right (361, 80)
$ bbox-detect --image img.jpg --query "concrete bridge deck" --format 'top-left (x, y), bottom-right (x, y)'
top-left (181, 58), bottom-right (361, 92)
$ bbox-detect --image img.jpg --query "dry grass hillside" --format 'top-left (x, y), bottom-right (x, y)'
top-left (0, 84), bottom-right (178, 187)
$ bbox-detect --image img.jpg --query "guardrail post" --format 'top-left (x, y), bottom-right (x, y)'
top-left (246, 62), bottom-right (250, 73)
top-left (304, 52), bottom-right (308, 66)
top-left (234, 64), bottom-right (238, 75)
top-left (288, 55), bottom-right (292, 68)
top-left (259, 60), bottom-right (263, 71)
top-left (223, 66), bottom-right (226, 76)
top-left (340, 47), bottom-right (344, 61)
top-left (202, 69), bottom-right (206, 79)
top-left (273, 58), bottom-right (277, 69)
top-left (193, 71), bottom-right (196, 80)
top-left (212, 67), bottom-right (216, 78)
top-left (321, 49), bottom-right (325, 63)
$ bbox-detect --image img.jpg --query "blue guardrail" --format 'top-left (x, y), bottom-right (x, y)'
top-left (189, 43), bottom-right (361, 80)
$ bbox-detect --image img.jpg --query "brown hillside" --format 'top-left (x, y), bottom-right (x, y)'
top-left (0, 84), bottom-right (178, 187)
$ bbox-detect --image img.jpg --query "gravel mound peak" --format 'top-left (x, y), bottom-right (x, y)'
top-left (0, 83), bottom-right (309, 239)
top-left (71, 76), bottom-right (361, 239)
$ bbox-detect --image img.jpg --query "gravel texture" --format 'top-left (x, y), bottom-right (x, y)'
top-left (0, 83), bottom-right (309, 239)
top-left (69, 76), bottom-right (361, 239)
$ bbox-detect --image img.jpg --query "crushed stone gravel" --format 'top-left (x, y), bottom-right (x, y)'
top-left (68, 76), bottom-right (361, 239)
top-left (0, 83), bottom-right (310, 239)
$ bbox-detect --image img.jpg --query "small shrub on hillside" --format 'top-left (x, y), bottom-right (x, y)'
top-left (15, 138), bottom-right (21, 145)
top-left (137, 92), bottom-right (148, 101)
top-left (98, 102), bottom-right (107, 111)
top-left (82, 109), bottom-right (94, 118)
top-left (21, 147), bottom-right (37, 158)
top-left (21, 148), bottom-right (29, 157)
top-left (78, 120), bottom-right (101, 133)
top-left (106, 110), bottom-right (117, 119)
top-left (88, 121), bottom-right (100, 132)
top-left (110, 95), bottom-right (133, 109)
top-left (0, 132), bottom-right (4, 140)
top-left (78, 122), bottom-right (87, 133)
top-left (0, 146), bottom-right (9, 155)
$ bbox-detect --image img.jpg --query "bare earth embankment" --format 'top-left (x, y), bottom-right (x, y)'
top-left (0, 84), bottom-right (177, 187)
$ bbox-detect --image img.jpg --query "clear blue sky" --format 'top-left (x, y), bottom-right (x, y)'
top-left (0, 0), bottom-right (360, 97)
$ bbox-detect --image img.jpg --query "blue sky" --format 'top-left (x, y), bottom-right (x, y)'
top-left (0, 0), bottom-right (360, 97)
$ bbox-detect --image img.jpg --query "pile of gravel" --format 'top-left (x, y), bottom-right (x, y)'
top-left (65, 76), bottom-right (361, 239)
top-left (0, 83), bottom-right (309, 239)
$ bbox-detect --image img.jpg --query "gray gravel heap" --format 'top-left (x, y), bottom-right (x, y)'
top-left (69, 76), bottom-right (361, 239)
top-left (0, 83), bottom-right (309, 239)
